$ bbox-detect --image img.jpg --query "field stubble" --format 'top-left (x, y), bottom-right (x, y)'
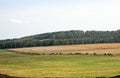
top-left (9, 43), bottom-right (120, 55)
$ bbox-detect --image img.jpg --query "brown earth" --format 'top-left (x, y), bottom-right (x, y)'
top-left (0, 74), bottom-right (20, 78)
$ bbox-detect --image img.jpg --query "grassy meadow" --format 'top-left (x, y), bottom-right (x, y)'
top-left (0, 49), bottom-right (120, 77)
top-left (0, 50), bottom-right (120, 78)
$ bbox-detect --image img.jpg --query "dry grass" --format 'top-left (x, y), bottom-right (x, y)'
top-left (9, 43), bottom-right (120, 55)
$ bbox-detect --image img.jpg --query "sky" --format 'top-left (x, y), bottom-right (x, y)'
top-left (0, 0), bottom-right (120, 40)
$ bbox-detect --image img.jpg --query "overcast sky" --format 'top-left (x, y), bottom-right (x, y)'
top-left (0, 0), bottom-right (120, 40)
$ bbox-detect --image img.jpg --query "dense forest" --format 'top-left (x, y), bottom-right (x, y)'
top-left (0, 30), bottom-right (120, 49)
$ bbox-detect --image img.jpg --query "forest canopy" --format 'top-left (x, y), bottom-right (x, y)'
top-left (0, 30), bottom-right (120, 49)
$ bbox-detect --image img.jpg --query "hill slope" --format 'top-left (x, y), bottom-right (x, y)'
top-left (0, 30), bottom-right (120, 49)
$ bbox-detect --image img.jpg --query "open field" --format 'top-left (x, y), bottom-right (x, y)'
top-left (9, 43), bottom-right (120, 55)
top-left (0, 43), bottom-right (120, 77)
top-left (0, 49), bottom-right (120, 78)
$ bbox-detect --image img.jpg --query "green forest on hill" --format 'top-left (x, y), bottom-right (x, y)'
top-left (0, 30), bottom-right (120, 49)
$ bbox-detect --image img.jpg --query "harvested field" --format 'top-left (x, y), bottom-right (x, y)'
top-left (9, 43), bottom-right (120, 55)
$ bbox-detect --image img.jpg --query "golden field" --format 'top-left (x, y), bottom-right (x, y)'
top-left (9, 43), bottom-right (120, 55)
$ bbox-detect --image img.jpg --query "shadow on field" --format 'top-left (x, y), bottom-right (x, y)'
top-left (0, 74), bottom-right (27, 78)
top-left (96, 75), bottom-right (120, 78)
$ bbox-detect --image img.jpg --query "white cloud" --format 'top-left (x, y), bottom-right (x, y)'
top-left (10, 18), bottom-right (30, 24)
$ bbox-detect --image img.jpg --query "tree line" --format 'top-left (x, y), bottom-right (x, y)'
top-left (0, 30), bottom-right (120, 49)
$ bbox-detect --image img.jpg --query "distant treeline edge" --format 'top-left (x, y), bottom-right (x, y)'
top-left (0, 30), bottom-right (120, 49)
